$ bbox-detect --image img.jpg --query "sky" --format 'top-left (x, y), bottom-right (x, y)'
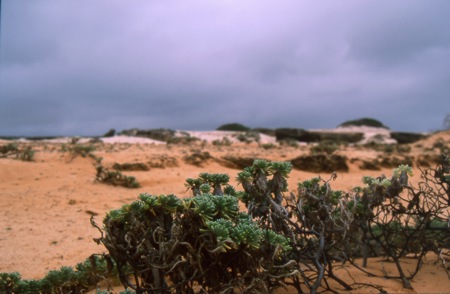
top-left (1, 0), bottom-right (449, 136)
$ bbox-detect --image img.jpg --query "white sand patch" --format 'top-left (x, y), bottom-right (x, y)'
top-left (100, 135), bottom-right (165, 144)
top-left (182, 130), bottom-right (277, 144)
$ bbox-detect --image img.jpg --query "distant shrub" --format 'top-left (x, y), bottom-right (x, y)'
top-left (234, 131), bottom-right (260, 143)
top-left (253, 127), bottom-right (276, 136)
top-left (0, 143), bottom-right (19, 154)
top-left (62, 143), bottom-right (96, 158)
top-left (338, 117), bottom-right (389, 129)
top-left (433, 138), bottom-right (450, 154)
top-left (17, 147), bottom-right (35, 161)
top-left (260, 143), bottom-right (277, 149)
top-left (0, 143), bottom-right (34, 161)
top-left (310, 140), bottom-right (340, 155)
top-left (183, 150), bottom-right (212, 167)
top-left (0, 255), bottom-right (118, 293)
top-left (102, 129), bottom-right (116, 137)
top-left (212, 137), bottom-right (233, 146)
top-left (216, 122), bottom-right (251, 131)
top-left (95, 165), bottom-right (140, 188)
top-left (113, 162), bottom-right (149, 171)
top-left (147, 155), bottom-right (178, 168)
top-left (291, 154), bottom-right (349, 172)
top-left (278, 138), bottom-right (299, 147)
top-left (167, 134), bottom-right (200, 145)
top-left (364, 142), bottom-right (411, 154)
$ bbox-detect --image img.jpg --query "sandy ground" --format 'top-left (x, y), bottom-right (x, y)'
top-left (1, 130), bottom-right (450, 293)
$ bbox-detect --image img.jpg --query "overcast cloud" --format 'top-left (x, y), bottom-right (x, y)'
top-left (1, 0), bottom-right (449, 136)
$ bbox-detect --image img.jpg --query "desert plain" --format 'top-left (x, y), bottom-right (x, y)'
top-left (1, 127), bottom-right (450, 293)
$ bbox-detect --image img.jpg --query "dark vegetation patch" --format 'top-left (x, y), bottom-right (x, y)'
top-left (233, 131), bottom-right (260, 143)
top-left (338, 117), bottom-right (390, 129)
top-left (431, 138), bottom-right (450, 154)
top-left (275, 128), bottom-right (363, 144)
top-left (416, 154), bottom-right (442, 167)
top-left (390, 132), bottom-right (428, 144)
top-left (352, 159), bottom-right (382, 171)
top-left (310, 140), bottom-right (341, 155)
top-left (119, 128), bottom-right (176, 142)
top-left (112, 162), bottom-right (149, 171)
top-left (253, 127), bottom-right (276, 137)
top-left (352, 155), bottom-right (414, 170)
top-left (219, 156), bottom-right (261, 169)
top-left (147, 155), bottom-right (178, 168)
top-left (0, 143), bottom-right (35, 161)
top-left (212, 137), bottom-right (233, 146)
top-left (378, 155), bottom-right (414, 168)
top-left (216, 122), bottom-right (251, 131)
top-left (278, 138), bottom-right (300, 147)
top-left (291, 154), bottom-right (349, 172)
top-left (61, 143), bottom-right (96, 159)
top-left (183, 150), bottom-right (213, 167)
top-left (102, 128), bottom-right (116, 137)
top-left (95, 165), bottom-right (140, 188)
top-left (168, 131), bottom-right (201, 145)
top-left (362, 143), bottom-right (399, 154)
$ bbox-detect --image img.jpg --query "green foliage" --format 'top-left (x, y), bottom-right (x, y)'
top-left (432, 138), bottom-right (450, 155)
top-left (0, 143), bottom-right (34, 161)
top-left (278, 138), bottom-right (300, 147)
top-left (96, 190), bottom-right (296, 293)
top-left (234, 131), bottom-right (261, 143)
top-left (95, 165), bottom-right (140, 188)
top-left (393, 164), bottom-right (413, 178)
top-left (186, 172), bottom-right (230, 196)
top-left (260, 142), bottom-right (277, 149)
top-left (236, 160), bottom-right (292, 213)
top-left (212, 136), bottom-right (233, 146)
top-left (62, 143), bottom-right (96, 157)
top-left (113, 162), bottom-right (149, 171)
top-left (0, 255), bottom-right (117, 294)
top-left (310, 140), bottom-right (340, 155)
top-left (0, 272), bottom-right (21, 293)
top-left (0, 143), bottom-right (19, 154)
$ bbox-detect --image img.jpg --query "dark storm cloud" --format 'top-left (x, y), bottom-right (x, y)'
top-left (1, 0), bottom-right (449, 136)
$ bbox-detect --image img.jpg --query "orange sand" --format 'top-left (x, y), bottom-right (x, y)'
top-left (1, 131), bottom-right (449, 293)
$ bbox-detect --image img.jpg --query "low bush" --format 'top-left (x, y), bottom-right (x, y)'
top-left (0, 143), bottom-right (35, 161)
top-left (183, 150), bottom-right (212, 167)
top-left (113, 162), bottom-right (149, 171)
top-left (212, 136), bottom-right (233, 146)
top-left (61, 143), bottom-right (97, 161)
top-left (234, 131), bottom-right (260, 143)
top-left (310, 140), bottom-right (340, 155)
top-left (95, 165), bottom-right (140, 188)
top-left (0, 255), bottom-right (118, 294)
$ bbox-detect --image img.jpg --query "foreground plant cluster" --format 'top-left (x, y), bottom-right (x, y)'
top-left (1, 155), bottom-right (450, 293)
